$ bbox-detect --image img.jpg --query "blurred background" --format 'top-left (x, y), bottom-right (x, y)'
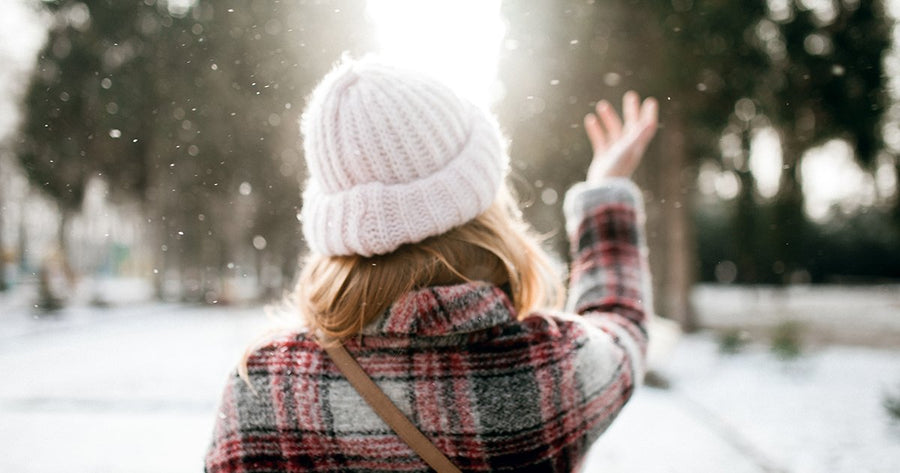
top-left (0, 0), bottom-right (898, 472)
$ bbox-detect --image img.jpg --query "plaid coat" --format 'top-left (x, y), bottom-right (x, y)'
top-left (205, 179), bottom-right (651, 472)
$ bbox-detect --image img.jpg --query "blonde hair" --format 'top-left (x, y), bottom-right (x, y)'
top-left (239, 185), bottom-right (563, 381)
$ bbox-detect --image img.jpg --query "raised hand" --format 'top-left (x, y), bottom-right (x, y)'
top-left (583, 91), bottom-right (658, 183)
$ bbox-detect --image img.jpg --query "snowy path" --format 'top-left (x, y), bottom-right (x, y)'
top-left (1, 299), bottom-right (898, 472)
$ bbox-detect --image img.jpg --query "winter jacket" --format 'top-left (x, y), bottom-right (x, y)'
top-left (205, 179), bottom-right (651, 472)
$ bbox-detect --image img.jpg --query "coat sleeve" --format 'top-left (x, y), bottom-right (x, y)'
top-left (563, 178), bottom-right (651, 373)
top-left (558, 178), bottom-right (652, 442)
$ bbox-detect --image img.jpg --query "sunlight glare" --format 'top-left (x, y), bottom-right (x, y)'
top-left (366, 0), bottom-right (504, 106)
top-left (801, 140), bottom-right (877, 221)
top-left (749, 127), bottom-right (782, 199)
top-left (875, 154), bottom-right (898, 199)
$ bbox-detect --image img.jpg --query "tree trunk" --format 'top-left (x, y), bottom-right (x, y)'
top-left (643, 117), bottom-right (697, 330)
top-left (17, 197), bottom-right (28, 275)
top-left (893, 159), bottom-right (900, 233)
top-left (774, 132), bottom-right (808, 283)
top-left (57, 208), bottom-right (74, 281)
top-left (0, 190), bottom-right (7, 292)
top-left (734, 128), bottom-right (764, 283)
top-left (734, 168), bottom-right (758, 282)
top-left (149, 202), bottom-right (166, 301)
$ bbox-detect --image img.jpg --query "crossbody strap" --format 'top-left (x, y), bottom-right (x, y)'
top-left (321, 340), bottom-right (462, 473)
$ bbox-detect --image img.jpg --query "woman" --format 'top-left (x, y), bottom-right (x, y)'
top-left (206, 57), bottom-right (658, 472)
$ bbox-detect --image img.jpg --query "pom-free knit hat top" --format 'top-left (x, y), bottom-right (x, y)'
top-left (300, 57), bottom-right (508, 257)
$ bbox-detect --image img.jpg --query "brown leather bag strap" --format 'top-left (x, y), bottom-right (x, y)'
top-left (321, 340), bottom-right (462, 473)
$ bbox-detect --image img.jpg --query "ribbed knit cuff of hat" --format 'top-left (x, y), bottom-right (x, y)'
top-left (300, 104), bottom-right (507, 257)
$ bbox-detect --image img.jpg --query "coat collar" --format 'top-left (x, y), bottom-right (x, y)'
top-left (361, 281), bottom-right (517, 337)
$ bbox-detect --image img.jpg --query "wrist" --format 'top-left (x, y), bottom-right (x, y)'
top-left (563, 178), bottom-right (643, 236)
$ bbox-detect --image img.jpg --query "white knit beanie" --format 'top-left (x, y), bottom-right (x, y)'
top-left (299, 57), bottom-right (508, 257)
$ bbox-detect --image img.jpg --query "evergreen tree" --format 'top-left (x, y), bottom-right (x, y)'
top-left (17, 1), bottom-right (161, 253)
top-left (497, 0), bottom-right (892, 323)
top-left (144, 0), bottom-right (373, 300)
top-left (756, 0), bottom-right (890, 280)
top-left (17, 0), bottom-right (374, 302)
top-left (498, 0), bottom-right (768, 327)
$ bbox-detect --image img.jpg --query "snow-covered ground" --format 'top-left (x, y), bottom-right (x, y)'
top-left (589, 338), bottom-right (900, 473)
top-left (1, 281), bottom-right (899, 472)
top-left (693, 284), bottom-right (900, 348)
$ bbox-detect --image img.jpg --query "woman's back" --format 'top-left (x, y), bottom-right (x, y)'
top-left (206, 179), bottom-right (649, 472)
top-left (205, 57), bottom-right (658, 472)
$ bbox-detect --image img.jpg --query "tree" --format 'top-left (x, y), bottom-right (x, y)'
top-left (755, 0), bottom-right (890, 280)
top-left (497, 0), bottom-right (768, 328)
top-left (146, 0), bottom-right (374, 300)
top-left (498, 0), bottom-right (893, 325)
top-left (17, 0), bottom-right (374, 302)
top-left (17, 0), bottom-right (173, 272)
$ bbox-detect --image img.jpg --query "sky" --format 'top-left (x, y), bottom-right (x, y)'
top-left (367, 0), bottom-right (503, 106)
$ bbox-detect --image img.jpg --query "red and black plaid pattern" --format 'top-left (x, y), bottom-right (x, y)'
top-left (206, 181), bottom-right (650, 472)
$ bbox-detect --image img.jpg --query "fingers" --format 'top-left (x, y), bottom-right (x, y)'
top-left (628, 119), bottom-right (658, 163)
top-left (583, 92), bottom-right (659, 182)
top-left (583, 113), bottom-right (607, 152)
top-left (623, 91), bottom-right (639, 126)
top-left (625, 98), bottom-right (659, 162)
top-left (596, 100), bottom-right (622, 140)
top-left (640, 96), bottom-right (658, 128)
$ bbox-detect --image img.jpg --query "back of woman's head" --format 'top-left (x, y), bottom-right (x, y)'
top-left (298, 186), bottom-right (562, 339)
top-left (296, 56), bottom-right (562, 339)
